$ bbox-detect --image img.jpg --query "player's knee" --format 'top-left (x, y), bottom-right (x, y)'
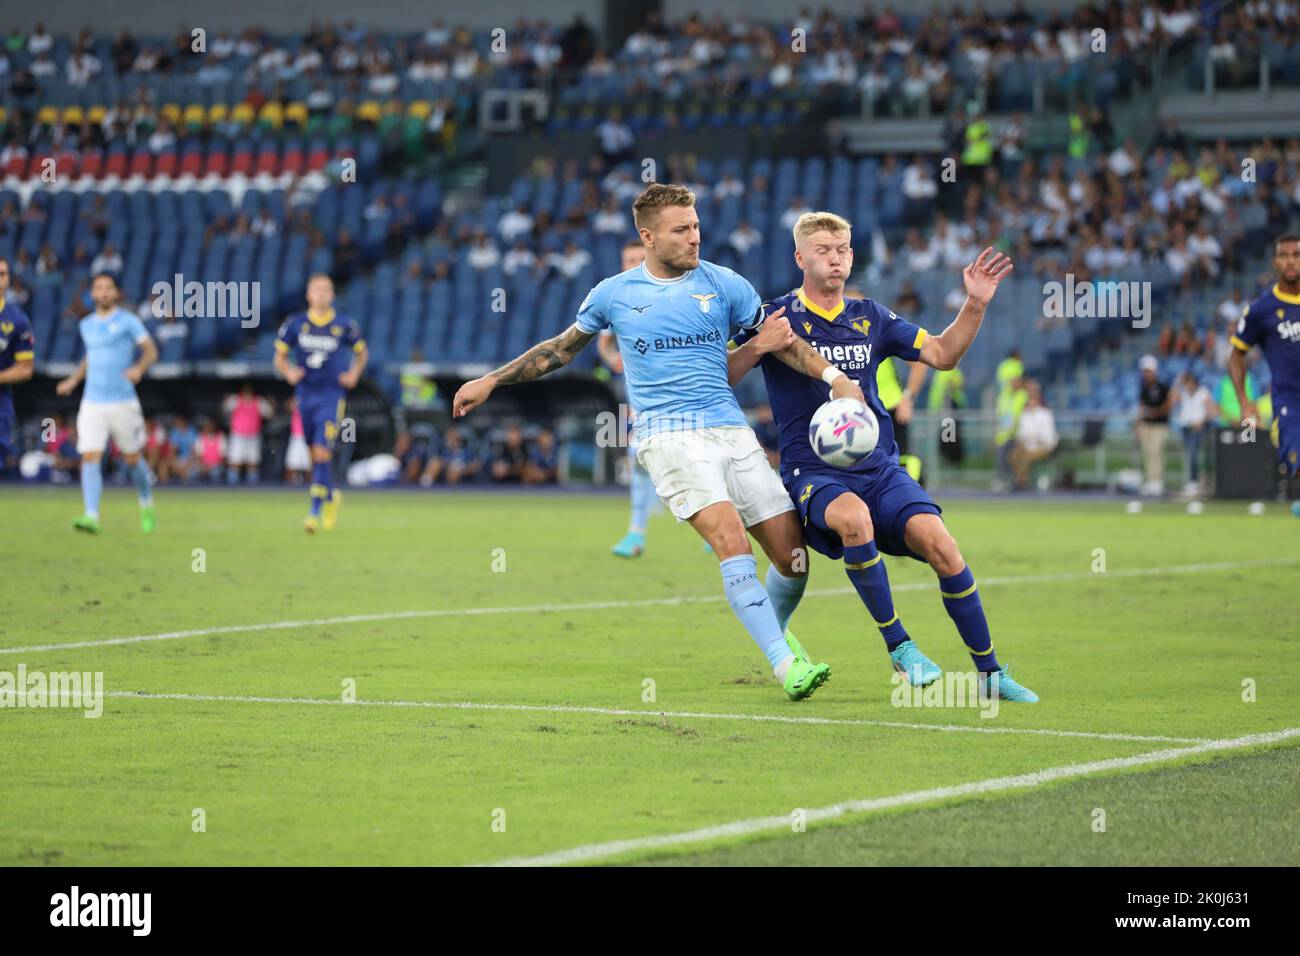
top-left (925, 529), bottom-right (964, 577)
top-left (830, 499), bottom-right (874, 546)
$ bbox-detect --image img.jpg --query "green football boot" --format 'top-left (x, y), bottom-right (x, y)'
top-left (72, 514), bottom-right (101, 534)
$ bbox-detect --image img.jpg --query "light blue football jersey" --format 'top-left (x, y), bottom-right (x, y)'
top-left (79, 309), bottom-right (151, 404)
top-left (575, 260), bottom-right (763, 438)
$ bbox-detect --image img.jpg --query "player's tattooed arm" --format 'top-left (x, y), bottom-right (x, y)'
top-left (920, 247), bottom-right (1012, 371)
top-left (453, 324), bottom-right (595, 417)
top-left (727, 311), bottom-right (794, 385)
top-left (768, 324), bottom-right (867, 403)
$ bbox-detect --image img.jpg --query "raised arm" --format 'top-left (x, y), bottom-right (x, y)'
top-left (918, 247), bottom-right (1013, 371)
top-left (453, 323), bottom-right (595, 417)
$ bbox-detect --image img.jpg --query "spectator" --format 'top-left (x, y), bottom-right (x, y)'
top-left (1173, 371), bottom-right (1217, 494)
top-left (523, 429), bottom-right (559, 484)
top-left (466, 232), bottom-right (500, 271)
top-left (993, 350), bottom-right (1027, 491)
top-left (143, 417), bottom-right (171, 476)
top-left (90, 243), bottom-right (123, 278)
top-left (164, 415), bottom-right (197, 484)
top-left (502, 240), bottom-right (537, 277)
top-left (283, 398), bottom-right (311, 484)
top-left (596, 110), bottom-right (634, 168)
top-left (490, 425), bottom-right (530, 483)
top-left (497, 203), bottom-right (534, 243)
top-left (420, 426), bottom-right (479, 485)
top-left (223, 384), bottom-right (274, 485)
top-left (195, 418), bottom-right (227, 482)
top-left (1008, 381), bottom-right (1058, 490)
top-left (1136, 354), bottom-right (1173, 496)
top-left (729, 220), bottom-right (762, 256)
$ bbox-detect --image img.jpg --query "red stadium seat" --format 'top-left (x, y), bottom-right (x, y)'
top-left (204, 144), bottom-right (229, 177)
top-left (254, 143), bottom-right (280, 175)
top-left (104, 147), bottom-right (128, 178)
top-left (26, 152), bottom-right (53, 180)
top-left (282, 142), bottom-right (304, 175)
top-left (55, 149), bottom-right (79, 179)
top-left (154, 150), bottom-right (178, 178)
top-left (128, 149), bottom-right (153, 178)
top-left (179, 149), bottom-right (203, 177)
top-left (2, 150), bottom-right (26, 177)
top-left (306, 144), bottom-right (329, 171)
top-left (231, 142), bottom-right (254, 175)
top-left (80, 148), bottom-right (103, 179)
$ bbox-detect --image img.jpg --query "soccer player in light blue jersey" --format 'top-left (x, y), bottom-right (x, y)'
top-left (596, 238), bottom-right (658, 558)
top-left (454, 184), bottom-right (868, 701)
top-left (56, 273), bottom-right (159, 534)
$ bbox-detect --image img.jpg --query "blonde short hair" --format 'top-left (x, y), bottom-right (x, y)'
top-left (632, 183), bottom-right (697, 230)
top-left (792, 211), bottom-right (853, 243)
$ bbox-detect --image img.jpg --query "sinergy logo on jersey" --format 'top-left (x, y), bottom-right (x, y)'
top-left (811, 341), bottom-right (872, 370)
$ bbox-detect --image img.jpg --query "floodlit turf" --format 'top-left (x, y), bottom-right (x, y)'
top-left (1, 486), bottom-right (1297, 866)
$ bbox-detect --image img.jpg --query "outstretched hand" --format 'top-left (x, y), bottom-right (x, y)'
top-left (963, 247), bottom-right (1014, 305)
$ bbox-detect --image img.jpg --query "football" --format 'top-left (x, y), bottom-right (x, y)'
top-left (808, 397), bottom-right (880, 468)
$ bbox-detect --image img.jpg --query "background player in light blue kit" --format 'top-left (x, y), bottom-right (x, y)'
top-left (55, 272), bottom-right (159, 534)
top-left (730, 212), bottom-right (1038, 702)
top-left (596, 238), bottom-right (658, 558)
top-left (274, 274), bottom-right (368, 534)
top-left (453, 184), bottom-right (871, 701)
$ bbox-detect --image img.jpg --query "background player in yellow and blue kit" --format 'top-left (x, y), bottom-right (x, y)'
top-left (0, 256), bottom-right (36, 474)
top-left (274, 274), bottom-right (368, 533)
top-left (730, 211), bottom-right (1038, 702)
top-left (1228, 233), bottom-right (1300, 485)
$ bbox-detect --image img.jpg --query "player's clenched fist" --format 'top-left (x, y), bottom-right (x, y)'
top-left (830, 374), bottom-right (866, 404)
top-left (453, 376), bottom-right (495, 417)
top-left (753, 307), bottom-right (795, 354)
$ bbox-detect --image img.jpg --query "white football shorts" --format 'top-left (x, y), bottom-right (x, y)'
top-left (77, 400), bottom-right (146, 455)
top-left (636, 425), bottom-right (793, 526)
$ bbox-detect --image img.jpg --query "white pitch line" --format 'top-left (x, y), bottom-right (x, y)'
top-left (102, 691), bottom-right (1208, 744)
top-left (482, 725), bottom-right (1300, 867)
top-left (3, 557), bottom-right (1293, 657)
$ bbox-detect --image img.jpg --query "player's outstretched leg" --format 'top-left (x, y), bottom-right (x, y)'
top-left (73, 452), bottom-right (103, 534)
top-left (690, 502), bottom-right (829, 700)
top-left (903, 513), bottom-right (1038, 702)
top-left (823, 493), bottom-right (940, 686)
top-left (124, 453), bottom-right (155, 533)
top-left (612, 445), bottom-right (650, 558)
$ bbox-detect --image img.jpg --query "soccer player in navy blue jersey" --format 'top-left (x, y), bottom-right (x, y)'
top-left (1229, 234), bottom-right (1300, 481)
top-left (0, 256), bottom-right (36, 475)
top-left (274, 274), bottom-right (368, 533)
top-left (729, 211), bottom-right (1039, 702)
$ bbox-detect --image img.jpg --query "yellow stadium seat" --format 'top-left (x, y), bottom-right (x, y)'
top-left (356, 100), bottom-right (382, 122)
top-left (159, 103), bottom-right (181, 123)
top-left (37, 105), bottom-right (59, 125)
top-left (62, 106), bottom-right (85, 125)
top-left (230, 103), bottom-right (255, 124)
top-left (183, 104), bottom-right (206, 126)
top-left (87, 105), bottom-right (107, 124)
top-left (408, 100), bottom-right (432, 119)
top-left (207, 103), bottom-right (229, 123)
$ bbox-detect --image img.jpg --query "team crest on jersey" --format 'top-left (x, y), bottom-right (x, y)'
top-left (851, 318), bottom-right (871, 336)
top-left (690, 293), bottom-right (717, 314)
top-left (802, 321), bottom-right (812, 334)
top-left (330, 326), bottom-right (342, 337)
top-left (1, 322), bottom-right (12, 335)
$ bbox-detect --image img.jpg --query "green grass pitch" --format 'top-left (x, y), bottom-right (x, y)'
top-left (2, 486), bottom-right (1297, 866)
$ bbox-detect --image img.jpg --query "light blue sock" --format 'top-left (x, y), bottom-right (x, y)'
top-left (719, 554), bottom-right (790, 669)
top-left (764, 564), bottom-right (807, 633)
top-left (82, 458), bottom-right (103, 518)
top-left (130, 458), bottom-right (153, 505)
top-left (629, 461), bottom-right (653, 534)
